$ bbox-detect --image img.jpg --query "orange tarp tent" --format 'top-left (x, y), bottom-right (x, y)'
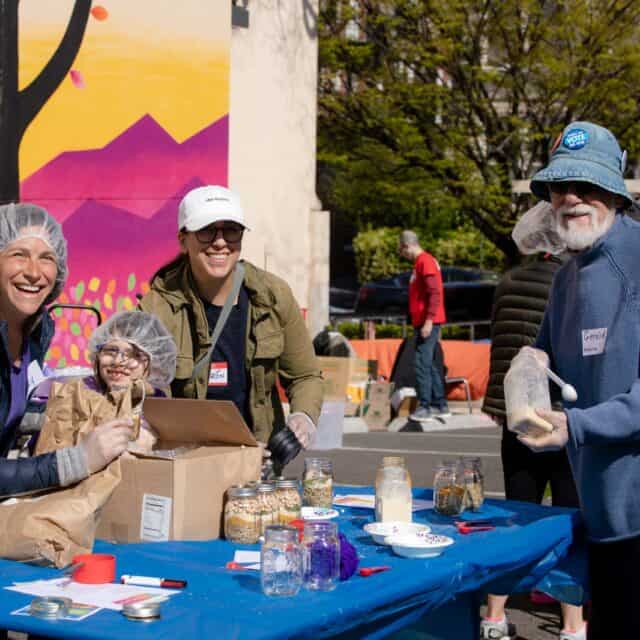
top-left (349, 338), bottom-right (490, 401)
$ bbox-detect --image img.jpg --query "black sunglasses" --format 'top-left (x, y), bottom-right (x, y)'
top-left (548, 181), bottom-right (597, 198)
top-left (193, 224), bottom-right (244, 244)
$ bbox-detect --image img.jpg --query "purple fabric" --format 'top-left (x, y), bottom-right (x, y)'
top-left (3, 342), bottom-right (31, 436)
top-left (339, 532), bottom-right (359, 581)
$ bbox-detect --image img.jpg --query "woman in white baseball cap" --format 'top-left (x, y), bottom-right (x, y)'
top-left (139, 185), bottom-right (323, 470)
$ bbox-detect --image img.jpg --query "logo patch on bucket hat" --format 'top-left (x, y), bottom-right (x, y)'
top-left (563, 128), bottom-right (588, 150)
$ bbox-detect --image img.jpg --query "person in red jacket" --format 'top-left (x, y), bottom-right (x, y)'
top-left (398, 230), bottom-right (450, 422)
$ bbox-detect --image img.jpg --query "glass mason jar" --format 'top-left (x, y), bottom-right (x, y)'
top-left (375, 456), bottom-right (412, 523)
top-left (302, 520), bottom-right (340, 591)
top-left (433, 461), bottom-right (465, 517)
top-left (257, 482), bottom-right (280, 536)
top-left (224, 486), bottom-right (260, 544)
top-left (302, 458), bottom-right (333, 508)
top-left (275, 478), bottom-right (302, 525)
top-left (261, 525), bottom-right (304, 597)
top-left (460, 456), bottom-right (484, 511)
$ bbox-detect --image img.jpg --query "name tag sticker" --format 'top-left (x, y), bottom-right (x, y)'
top-left (582, 328), bottom-right (607, 356)
top-left (208, 362), bottom-right (228, 387)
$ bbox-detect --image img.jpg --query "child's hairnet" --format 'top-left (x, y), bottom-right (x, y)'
top-left (88, 311), bottom-right (177, 388)
top-left (0, 202), bottom-right (68, 304)
top-left (511, 201), bottom-right (566, 255)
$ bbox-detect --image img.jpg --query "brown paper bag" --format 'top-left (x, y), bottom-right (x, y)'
top-left (0, 377), bottom-right (144, 567)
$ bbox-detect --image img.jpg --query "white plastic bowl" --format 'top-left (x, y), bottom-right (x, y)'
top-left (386, 533), bottom-right (454, 558)
top-left (301, 507), bottom-right (340, 520)
top-left (363, 521), bottom-right (431, 545)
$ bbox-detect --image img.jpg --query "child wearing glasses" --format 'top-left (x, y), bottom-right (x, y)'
top-left (35, 311), bottom-right (177, 458)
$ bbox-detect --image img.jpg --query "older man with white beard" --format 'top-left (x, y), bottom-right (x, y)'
top-left (511, 122), bottom-right (640, 639)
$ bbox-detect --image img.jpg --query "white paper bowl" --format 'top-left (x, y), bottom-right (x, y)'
top-left (386, 533), bottom-right (454, 558)
top-left (363, 521), bottom-right (431, 545)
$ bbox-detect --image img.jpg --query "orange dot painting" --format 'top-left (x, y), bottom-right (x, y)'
top-left (90, 6), bottom-right (109, 20)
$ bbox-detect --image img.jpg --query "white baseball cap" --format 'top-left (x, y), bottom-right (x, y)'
top-left (178, 185), bottom-right (249, 231)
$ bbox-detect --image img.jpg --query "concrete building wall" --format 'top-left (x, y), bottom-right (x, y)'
top-left (228, 0), bottom-right (329, 338)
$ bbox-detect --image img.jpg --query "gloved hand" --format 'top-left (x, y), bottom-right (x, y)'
top-left (287, 412), bottom-right (316, 449)
top-left (128, 417), bottom-right (158, 454)
top-left (79, 418), bottom-right (133, 474)
top-left (257, 441), bottom-right (272, 460)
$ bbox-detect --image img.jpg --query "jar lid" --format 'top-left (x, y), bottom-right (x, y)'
top-left (122, 600), bottom-right (161, 621)
top-left (227, 486), bottom-right (258, 498)
top-left (257, 483), bottom-right (276, 493)
top-left (29, 596), bottom-right (72, 619)
top-left (275, 478), bottom-right (299, 489)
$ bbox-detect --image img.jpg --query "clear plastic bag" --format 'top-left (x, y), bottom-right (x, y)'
top-left (512, 202), bottom-right (566, 255)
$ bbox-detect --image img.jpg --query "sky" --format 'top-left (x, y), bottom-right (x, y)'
top-left (19, 0), bottom-right (230, 178)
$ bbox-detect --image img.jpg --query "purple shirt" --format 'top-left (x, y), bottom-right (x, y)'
top-left (3, 342), bottom-right (31, 436)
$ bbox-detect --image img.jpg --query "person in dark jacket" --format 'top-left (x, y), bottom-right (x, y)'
top-left (480, 206), bottom-right (584, 639)
top-left (0, 203), bottom-right (131, 496)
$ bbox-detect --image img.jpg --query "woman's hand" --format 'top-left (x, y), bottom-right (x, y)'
top-left (287, 412), bottom-right (316, 449)
top-left (128, 417), bottom-right (158, 454)
top-left (79, 418), bottom-right (133, 474)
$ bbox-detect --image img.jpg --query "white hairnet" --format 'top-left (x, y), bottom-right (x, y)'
top-left (88, 311), bottom-right (177, 388)
top-left (0, 202), bottom-right (68, 304)
top-left (511, 202), bottom-right (566, 255)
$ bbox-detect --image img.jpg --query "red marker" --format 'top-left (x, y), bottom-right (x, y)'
top-left (120, 574), bottom-right (187, 589)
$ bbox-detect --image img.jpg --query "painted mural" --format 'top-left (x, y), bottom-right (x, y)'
top-left (15, 1), bottom-right (230, 367)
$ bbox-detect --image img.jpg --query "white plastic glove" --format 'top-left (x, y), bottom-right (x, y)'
top-left (287, 412), bottom-right (316, 449)
top-left (257, 442), bottom-right (272, 460)
top-left (517, 409), bottom-right (569, 452)
top-left (518, 346), bottom-right (550, 368)
top-left (79, 418), bottom-right (133, 474)
top-left (127, 417), bottom-right (158, 455)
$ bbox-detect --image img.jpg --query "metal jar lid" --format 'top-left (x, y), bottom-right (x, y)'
top-left (122, 600), bottom-right (161, 621)
top-left (257, 482), bottom-right (276, 493)
top-left (227, 486), bottom-right (257, 498)
top-left (275, 478), bottom-right (299, 489)
top-left (29, 596), bottom-right (72, 619)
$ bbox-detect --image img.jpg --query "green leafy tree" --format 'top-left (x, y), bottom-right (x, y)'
top-left (319, 0), bottom-right (640, 263)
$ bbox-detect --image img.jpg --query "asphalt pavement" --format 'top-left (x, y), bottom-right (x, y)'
top-left (285, 410), bottom-right (575, 640)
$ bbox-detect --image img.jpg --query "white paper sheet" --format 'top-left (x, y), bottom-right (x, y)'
top-left (6, 578), bottom-right (179, 611)
top-left (333, 494), bottom-right (434, 511)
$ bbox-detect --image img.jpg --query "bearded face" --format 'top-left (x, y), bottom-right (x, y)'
top-left (549, 183), bottom-right (618, 251)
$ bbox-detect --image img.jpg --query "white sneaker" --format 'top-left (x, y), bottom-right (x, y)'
top-left (559, 624), bottom-right (587, 640)
top-left (409, 406), bottom-right (434, 422)
top-left (480, 617), bottom-right (512, 640)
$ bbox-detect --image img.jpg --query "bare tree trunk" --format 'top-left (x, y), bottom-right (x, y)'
top-left (0, 0), bottom-right (91, 204)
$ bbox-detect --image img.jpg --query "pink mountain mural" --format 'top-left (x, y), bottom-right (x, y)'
top-left (20, 115), bottom-right (228, 367)
top-left (22, 114), bottom-right (228, 219)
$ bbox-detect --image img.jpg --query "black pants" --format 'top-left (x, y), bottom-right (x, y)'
top-left (501, 424), bottom-right (579, 508)
top-left (588, 534), bottom-right (640, 638)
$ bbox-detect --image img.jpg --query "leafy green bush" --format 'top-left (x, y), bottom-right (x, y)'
top-left (353, 226), bottom-right (504, 283)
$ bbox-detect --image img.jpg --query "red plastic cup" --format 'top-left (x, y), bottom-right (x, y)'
top-left (71, 553), bottom-right (116, 584)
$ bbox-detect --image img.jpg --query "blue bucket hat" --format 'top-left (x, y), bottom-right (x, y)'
top-left (530, 121), bottom-right (632, 207)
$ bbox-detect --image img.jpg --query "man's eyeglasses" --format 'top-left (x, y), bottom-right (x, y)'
top-left (98, 345), bottom-right (149, 368)
top-left (548, 181), bottom-right (597, 198)
top-left (194, 224), bottom-right (244, 244)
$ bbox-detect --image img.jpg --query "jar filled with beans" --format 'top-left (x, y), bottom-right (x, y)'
top-left (224, 486), bottom-right (260, 543)
top-left (257, 482), bottom-right (279, 536)
top-left (275, 478), bottom-right (302, 525)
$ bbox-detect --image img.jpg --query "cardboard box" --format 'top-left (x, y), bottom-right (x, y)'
top-left (96, 398), bottom-right (261, 543)
top-left (317, 356), bottom-right (378, 402)
top-left (361, 381), bottom-right (393, 430)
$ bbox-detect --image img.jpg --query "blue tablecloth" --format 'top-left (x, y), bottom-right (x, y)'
top-left (0, 488), bottom-right (586, 639)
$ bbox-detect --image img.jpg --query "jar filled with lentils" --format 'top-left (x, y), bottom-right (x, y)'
top-left (257, 482), bottom-right (279, 536)
top-left (224, 486), bottom-right (260, 544)
top-left (275, 478), bottom-right (302, 525)
top-left (302, 458), bottom-right (333, 508)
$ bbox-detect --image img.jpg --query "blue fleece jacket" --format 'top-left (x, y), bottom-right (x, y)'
top-left (536, 214), bottom-right (640, 542)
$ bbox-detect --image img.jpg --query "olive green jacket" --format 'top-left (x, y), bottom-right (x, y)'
top-left (139, 259), bottom-right (323, 443)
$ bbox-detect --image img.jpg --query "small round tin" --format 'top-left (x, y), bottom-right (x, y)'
top-left (29, 596), bottom-right (72, 619)
top-left (122, 600), bottom-right (161, 621)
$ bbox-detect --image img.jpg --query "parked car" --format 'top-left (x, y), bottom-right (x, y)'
top-left (355, 267), bottom-right (499, 322)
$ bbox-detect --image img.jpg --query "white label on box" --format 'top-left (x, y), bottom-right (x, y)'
top-left (140, 493), bottom-right (172, 542)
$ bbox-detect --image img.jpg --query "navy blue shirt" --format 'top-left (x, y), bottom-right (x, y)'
top-left (203, 286), bottom-right (251, 427)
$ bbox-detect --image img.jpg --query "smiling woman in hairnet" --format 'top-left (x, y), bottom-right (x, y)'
top-left (0, 203), bottom-right (136, 496)
top-left (35, 311), bottom-right (177, 458)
